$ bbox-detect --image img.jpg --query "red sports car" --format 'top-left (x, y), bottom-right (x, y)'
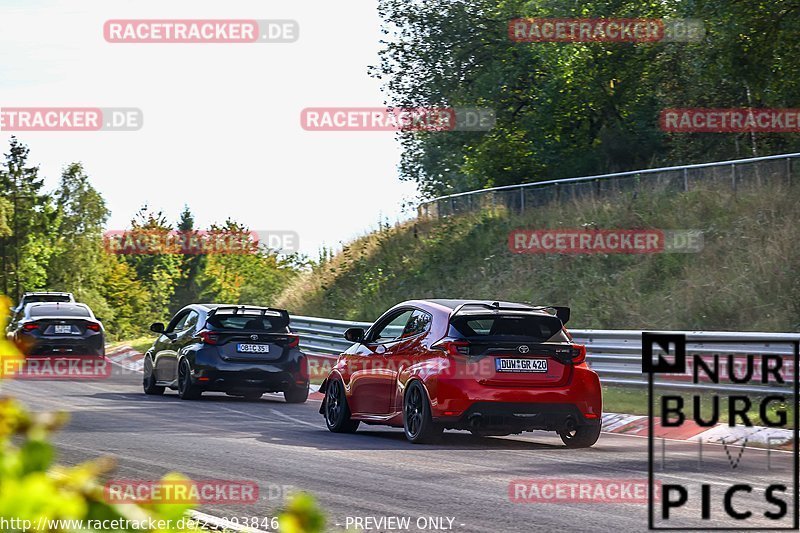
top-left (319, 299), bottom-right (602, 446)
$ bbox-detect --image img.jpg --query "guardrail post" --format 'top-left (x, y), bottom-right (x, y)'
top-left (731, 163), bottom-right (737, 192)
top-left (519, 187), bottom-right (524, 214)
top-left (683, 167), bottom-right (689, 192)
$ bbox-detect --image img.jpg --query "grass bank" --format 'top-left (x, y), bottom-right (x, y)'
top-left (277, 181), bottom-right (800, 331)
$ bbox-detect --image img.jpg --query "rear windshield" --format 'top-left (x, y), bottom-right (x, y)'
top-left (451, 313), bottom-right (568, 342)
top-left (29, 304), bottom-right (89, 318)
top-left (24, 295), bottom-right (71, 304)
top-left (206, 314), bottom-right (289, 332)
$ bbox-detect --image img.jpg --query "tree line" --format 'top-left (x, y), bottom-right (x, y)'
top-left (373, 0), bottom-right (800, 197)
top-left (0, 137), bottom-right (302, 339)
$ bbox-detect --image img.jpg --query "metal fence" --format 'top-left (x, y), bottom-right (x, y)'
top-left (417, 152), bottom-right (800, 219)
top-left (291, 315), bottom-right (798, 394)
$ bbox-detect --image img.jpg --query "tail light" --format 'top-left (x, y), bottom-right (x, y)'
top-left (22, 323), bottom-right (39, 331)
top-left (287, 335), bottom-right (300, 348)
top-left (198, 330), bottom-right (220, 345)
top-left (85, 322), bottom-right (101, 332)
top-left (570, 344), bottom-right (587, 364)
top-left (297, 356), bottom-right (309, 381)
top-left (432, 339), bottom-right (470, 356)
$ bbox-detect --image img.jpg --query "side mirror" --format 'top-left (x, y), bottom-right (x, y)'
top-left (344, 327), bottom-right (365, 343)
top-left (150, 322), bottom-right (165, 334)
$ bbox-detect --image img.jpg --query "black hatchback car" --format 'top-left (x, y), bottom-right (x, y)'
top-left (144, 304), bottom-right (309, 402)
top-left (9, 302), bottom-right (105, 356)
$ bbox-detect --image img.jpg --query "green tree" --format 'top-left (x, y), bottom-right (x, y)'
top-left (0, 137), bottom-right (53, 299)
top-left (46, 163), bottom-right (111, 310)
top-left (170, 205), bottom-right (204, 313)
top-left (374, 0), bottom-right (800, 197)
top-left (198, 219), bottom-right (298, 305)
top-left (121, 205), bottom-right (182, 321)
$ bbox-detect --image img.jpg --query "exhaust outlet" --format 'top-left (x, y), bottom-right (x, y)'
top-left (468, 413), bottom-right (483, 429)
top-left (564, 417), bottom-right (577, 433)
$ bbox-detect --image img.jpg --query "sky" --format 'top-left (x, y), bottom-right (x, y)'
top-left (0, 0), bottom-right (419, 257)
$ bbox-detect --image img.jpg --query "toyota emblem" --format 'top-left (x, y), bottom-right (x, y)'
top-left (250, 334), bottom-right (259, 341)
top-left (518, 345), bottom-right (530, 354)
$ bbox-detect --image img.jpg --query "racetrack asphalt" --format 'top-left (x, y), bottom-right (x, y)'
top-left (2, 364), bottom-right (795, 532)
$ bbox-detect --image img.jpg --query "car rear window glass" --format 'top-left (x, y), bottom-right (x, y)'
top-left (29, 304), bottom-right (89, 317)
top-left (25, 295), bottom-right (71, 304)
top-left (206, 314), bottom-right (289, 332)
top-left (451, 314), bottom-right (567, 342)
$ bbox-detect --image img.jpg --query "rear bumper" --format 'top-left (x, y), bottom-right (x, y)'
top-left (192, 362), bottom-right (307, 394)
top-left (436, 402), bottom-right (601, 433)
top-left (431, 365), bottom-right (602, 432)
top-left (21, 335), bottom-right (104, 356)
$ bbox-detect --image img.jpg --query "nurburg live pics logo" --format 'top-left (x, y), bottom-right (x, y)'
top-left (643, 332), bottom-right (799, 530)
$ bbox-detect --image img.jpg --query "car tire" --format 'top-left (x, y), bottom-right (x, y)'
top-left (177, 359), bottom-right (202, 400)
top-left (142, 357), bottom-right (165, 396)
top-left (559, 424), bottom-right (601, 448)
top-left (284, 384), bottom-right (309, 404)
top-left (324, 379), bottom-right (359, 433)
top-left (403, 381), bottom-right (443, 444)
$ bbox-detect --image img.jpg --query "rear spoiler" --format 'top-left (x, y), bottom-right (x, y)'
top-left (206, 306), bottom-right (290, 326)
top-left (450, 302), bottom-right (570, 325)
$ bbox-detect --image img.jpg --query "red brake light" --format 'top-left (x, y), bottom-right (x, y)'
top-left (22, 323), bottom-right (39, 331)
top-left (199, 330), bottom-right (220, 345)
top-left (571, 344), bottom-right (587, 364)
top-left (433, 339), bottom-right (470, 356)
top-left (287, 335), bottom-right (300, 348)
top-left (297, 355), bottom-right (309, 381)
top-left (85, 322), bottom-right (101, 332)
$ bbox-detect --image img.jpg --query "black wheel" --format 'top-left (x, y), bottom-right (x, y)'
top-left (403, 381), bottom-right (443, 444)
top-left (177, 359), bottom-right (202, 400)
top-left (559, 424), bottom-right (601, 448)
top-left (142, 356), bottom-right (165, 396)
top-left (243, 392), bottom-right (263, 401)
top-left (324, 379), bottom-right (359, 433)
top-left (284, 384), bottom-right (309, 404)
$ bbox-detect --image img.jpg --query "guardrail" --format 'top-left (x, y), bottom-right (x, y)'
top-left (417, 152), bottom-right (800, 219)
top-left (291, 315), bottom-right (798, 393)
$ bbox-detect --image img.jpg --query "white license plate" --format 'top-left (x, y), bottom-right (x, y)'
top-left (495, 358), bottom-right (548, 373)
top-left (237, 343), bottom-right (269, 354)
top-left (54, 325), bottom-right (73, 334)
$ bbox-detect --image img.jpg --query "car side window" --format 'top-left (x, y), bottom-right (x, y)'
top-left (166, 312), bottom-right (190, 333)
top-left (182, 311), bottom-right (199, 332)
top-left (370, 310), bottom-right (414, 344)
top-left (402, 310), bottom-right (432, 338)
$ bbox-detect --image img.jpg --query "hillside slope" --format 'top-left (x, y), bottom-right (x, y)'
top-left (277, 182), bottom-right (800, 331)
